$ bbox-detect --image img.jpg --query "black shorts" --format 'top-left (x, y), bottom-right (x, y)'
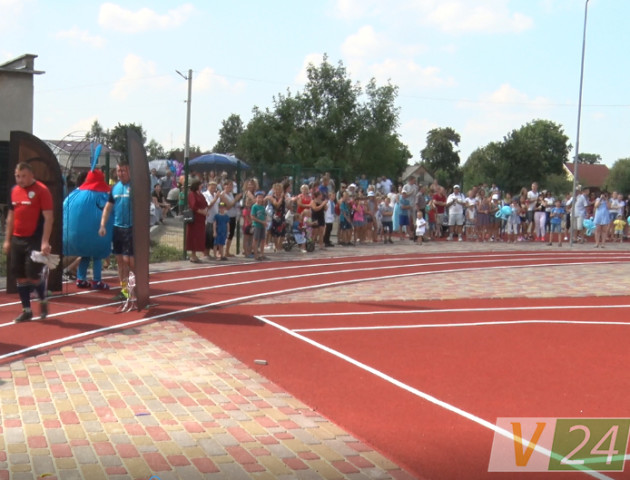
top-left (112, 226), bottom-right (133, 256)
top-left (228, 217), bottom-right (237, 240)
top-left (10, 236), bottom-right (44, 280)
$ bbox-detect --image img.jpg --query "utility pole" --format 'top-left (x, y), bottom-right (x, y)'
top-left (176, 69), bottom-right (192, 258)
top-left (570, 0), bottom-right (590, 247)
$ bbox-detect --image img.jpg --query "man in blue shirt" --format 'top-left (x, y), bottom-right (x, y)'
top-left (99, 162), bottom-right (133, 300)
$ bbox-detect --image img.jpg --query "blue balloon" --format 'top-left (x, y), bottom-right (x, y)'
top-left (63, 189), bottom-right (113, 258)
top-left (583, 217), bottom-right (595, 237)
top-left (495, 205), bottom-right (512, 220)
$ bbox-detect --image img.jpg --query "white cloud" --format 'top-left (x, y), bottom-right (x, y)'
top-left (460, 84), bottom-right (553, 154)
top-left (369, 58), bottom-right (455, 89)
top-left (0, 0), bottom-right (30, 30)
top-left (424, 1), bottom-right (533, 34)
top-left (333, 0), bottom-right (533, 34)
top-left (477, 83), bottom-right (551, 109)
top-left (193, 67), bottom-right (246, 95)
top-left (341, 25), bottom-right (384, 58)
top-left (332, 0), bottom-right (383, 20)
top-left (111, 54), bottom-right (171, 100)
top-left (98, 3), bottom-right (195, 33)
top-left (55, 26), bottom-right (106, 48)
top-left (294, 53), bottom-right (325, 85)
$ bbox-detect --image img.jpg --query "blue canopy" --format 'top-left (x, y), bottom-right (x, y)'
top-left (189, 153), bottom-right (250, 172)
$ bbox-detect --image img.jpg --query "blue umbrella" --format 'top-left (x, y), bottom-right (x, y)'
top-left (188, 153), bottom-right (250, 172)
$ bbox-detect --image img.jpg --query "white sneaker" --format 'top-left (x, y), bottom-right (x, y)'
top-left (458, 235), bottom-right (463, 242)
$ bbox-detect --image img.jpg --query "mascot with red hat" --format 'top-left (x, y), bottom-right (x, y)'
top-left (63, 144), bottom-right (113, 289)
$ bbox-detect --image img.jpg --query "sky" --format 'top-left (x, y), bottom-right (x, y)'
top-left (2, 0), bottom-right (629, 170)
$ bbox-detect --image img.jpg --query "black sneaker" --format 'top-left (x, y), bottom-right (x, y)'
top-left (14, 309), bottom-right (33, 323)
top-left (40, 301), bottom-right (49, 320)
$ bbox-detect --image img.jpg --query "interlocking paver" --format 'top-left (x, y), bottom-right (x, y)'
top-left (2, 243), bottom-right (625, 479)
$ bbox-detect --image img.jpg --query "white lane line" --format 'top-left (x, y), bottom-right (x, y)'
top-left (1, 252), bottom-right (627, 308)
top-left (1, 260), bottom-right (627, 331)
top-left (267, 303), bottom-right (630, 318)
top-left (254, 314), bottom-right (613, 480)
top-left (293, 318), bottom-right (630, 333)
top-left (1, 258), bottom-right (628, 361)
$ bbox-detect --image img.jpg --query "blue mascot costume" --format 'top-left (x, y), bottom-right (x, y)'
top-left (63, 145), bottom-right (113, 289)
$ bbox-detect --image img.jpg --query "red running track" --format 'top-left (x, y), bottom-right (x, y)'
top-left (1, 251), bottom-right (630, 479)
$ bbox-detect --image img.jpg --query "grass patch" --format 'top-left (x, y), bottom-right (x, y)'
top-left (150, 241), bottom-right (183, 263)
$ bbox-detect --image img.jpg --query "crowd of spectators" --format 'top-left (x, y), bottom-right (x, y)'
top-left (148, 168), bottom-right (630, 261)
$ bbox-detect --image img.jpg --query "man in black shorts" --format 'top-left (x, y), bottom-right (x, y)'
top-left (99, 162), bottom-right (134, 300)
top-left (3, 163), bottom-right (54, 322)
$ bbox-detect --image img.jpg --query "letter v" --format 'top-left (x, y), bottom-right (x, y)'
top-left (511, 422), bottom-right (546, 467)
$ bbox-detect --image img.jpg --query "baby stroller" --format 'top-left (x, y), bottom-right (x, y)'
top-left (283, 213), bottom-right (315, 252)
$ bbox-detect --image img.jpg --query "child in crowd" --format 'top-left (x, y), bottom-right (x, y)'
top-left (506, 200), bottom-right (521, 243)
top-left (251, 190), bottom-right (268, 260)
top-left (213, 202), bottom-right (230, 260)
top-left (398, 191), bottom-right (411, 240)
top-left (352, 198), bottom-right (366, 244)
top-left (292, 208), bottom-right (312, 253)
top-left (613, 214), bottom-right (627, 243)
top-left (415, 211), bottom-right (427, 245)
top-left (548, 198), bottom-right (565, 246)
top-left (379, 197), bottom-right (394, 244)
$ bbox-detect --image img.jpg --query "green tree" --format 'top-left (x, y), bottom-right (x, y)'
top-left (107, 122), bottom-right (146, 160)
top-left (235, 55), bottom-right (409, 182)
top-left (605, 158), bottom-right (630, 193)
top-left (577, 153), bottom-right (601, 164)
top-left (544, 173), bottom-right (573, 197)
top-left (420, 127), bottom-right (462, 187)
top-left (462, 142), bottom-right (502, 191)
top-left (497, 119), bottom-right (570, 194)
top-left (87, 120), bottom-right (106, 143)
top-left (166, 145), bottom-right (205, 164)
top-left (146, 139), bottom-right (166, 160)
top-left (213, 114), bottom-right (244, 153)
top-left (355, 79), bottom-right (411, 179)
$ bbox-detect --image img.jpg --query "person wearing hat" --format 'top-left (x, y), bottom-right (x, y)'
top-left (213, 201), bottom-right (230, 260)
top-left (446, 184), bottom-right (466, 241)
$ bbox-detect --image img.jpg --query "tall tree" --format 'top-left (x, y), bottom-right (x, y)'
top-left (235, 55), bottom-right (409, 182)
top-left (213, 114), bottom-right (245, 154)
top-left (146, 139), bottom-right (166, 160)
top-left (107, 122), bottom-right (146, 160)
top-left (420, 127), bottom-right (462, 187)
top-left (605, 158), bottom-right (630, 193)
top-left (462, 142), bottom-right (502, 190)
top-left (497, 119), bottom-right (570, 194)
top-left (577, 153), bottom-right (601, 164)
top-left (87, 120), bottom-right (106, 143)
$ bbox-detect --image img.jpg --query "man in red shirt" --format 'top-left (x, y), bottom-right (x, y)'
top-left (2, 162), bottom-right (54, 323)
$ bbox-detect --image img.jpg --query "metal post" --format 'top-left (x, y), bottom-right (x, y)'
top-left (570, 0), bottom-right (590, 247)
top-left (177, 69), bottom-right (193, 258)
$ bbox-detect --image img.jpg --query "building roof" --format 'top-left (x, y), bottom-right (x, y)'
top-left (564, 162), bottom-right (610, 189)
top-left (0, 54), bottom-right (45, 75)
